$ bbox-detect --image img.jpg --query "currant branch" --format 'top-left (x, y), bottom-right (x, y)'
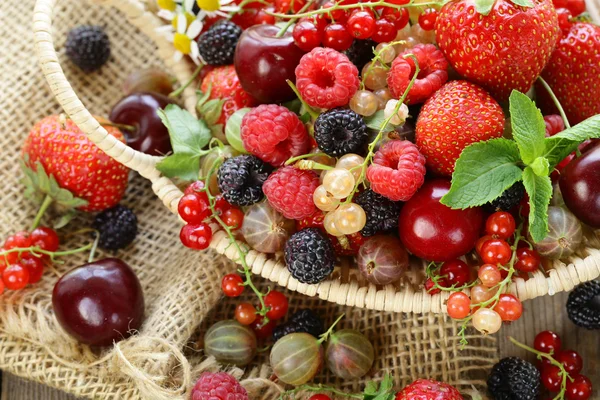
top-left (361, 40), bottom-right (405, 90)
top-left (425, 261), bottom-right (477, 292)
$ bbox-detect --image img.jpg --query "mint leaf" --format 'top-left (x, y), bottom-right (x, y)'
top-left (158, 104), bottom-right (211, 154)
top-left (363, 374), bottom-right (395, 400)
top-left (543, 114), bottom-right (600, 168)
top-left (509, 90), bottom-right (546, 165)
top-left (225, 108), bottom-right (251, 154)
top-left (511, 0), bottom-right (534, 7)
top-left (441, 138), bottom-right (523, 209)
top-left (522, 167), bottom-right (552, 242)
top-left (364, 110), bottom-right (395, 133)
top-left (156, 152), bottom-right (201, 181)
top-left (474, 0), bottom-right (495, 15)
top-left (530, 156), bottom-right (549, 177)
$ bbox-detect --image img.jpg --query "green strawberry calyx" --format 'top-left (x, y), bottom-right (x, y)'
top-left (474, 0), bottom-right (534, 16)
top-left (441, 90), bottom-right (600, 243)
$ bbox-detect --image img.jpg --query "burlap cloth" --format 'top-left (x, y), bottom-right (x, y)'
top-left (0, 0), bottom-right (500, 398)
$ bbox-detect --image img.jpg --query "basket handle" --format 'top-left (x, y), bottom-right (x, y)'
top-left (32, 0), bottom-right (187, 214)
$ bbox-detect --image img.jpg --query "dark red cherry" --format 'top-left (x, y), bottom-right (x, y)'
top-left (109, 92), bottom-right (176, 156)
top-left (559, 142), bottom-right (600, 228)
top-left (52, 258), bottom-right (144, 347)
top-left (398, 179), bottom-right (484, 262)
top-left (234, 24), bottom-right (306, 104)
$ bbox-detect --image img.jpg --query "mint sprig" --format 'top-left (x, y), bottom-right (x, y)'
top-left (442, 90), bottom-right (600, 242)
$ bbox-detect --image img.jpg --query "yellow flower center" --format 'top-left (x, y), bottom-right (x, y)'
top-left (172, 12), bottom-right (196, 29)
top-left (173, 33), bottom-right (192, 54)
top-left (157, 0), bottom-right (177, 11)
top-left (196, 0), bottom-right (221, 12)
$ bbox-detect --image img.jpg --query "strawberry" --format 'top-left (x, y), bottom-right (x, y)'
top-left (415, 80), bottom-right (505, 176)
top-left (436, 0), bottom-right (560, 102)
top-left (537, 22), bottom-right (600, 124)
top-left (395, 379), bottom-right (463, 400)
top-left (22, 115), bottom-right (129, 212)
top-left (199, 65), bottom-right (258, 127)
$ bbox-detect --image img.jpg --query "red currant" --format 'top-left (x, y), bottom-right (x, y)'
top-left (534, 330), bottom-right (562, 354)
top-left (3, 264), bottom-right (30, 290)
top-left (447, 292), bottom-right (471, 319)
top-left (565, 0), bottom-right (586, 16)
top-left (0, 258), bottom-right (7, 275)
top-left (184, 180), bottom-right (206, 195)
top-left (250, 315), bottom-right (276, 340)
top-left (425, 277), bottom-right (447, 295)
top-left (386, 0), bottom-right (410, 4)
top-left (222, 273), bottom-right (244, 297)
top-left (30, 227), bottom-right (59, 252)
top-left (371, 18), bottom-right (396, 43)
top-left (555, 350), bottom-right (583, 374)
top-left (178, 193), bottom-right (211, 224)
top-left (485, 212), bottom-right (516, 240)
top-left (180, 223), bottom-right (212, 250)
top-left (418, 8), bottom-right (438, 31)
top-left (213, 195), bottom-right (232, 217)
top-left (0, 279), bottom-right (4, 295)
top-left (346, 9), bottom-right (375, 39)
top-left (440, 259), bottom-right (471, 287)
top-left (541, 365), bottom-right (562, 392)
top-left (323, 23), bottom-right (353, 51)
top-left (309, 395), bottom-right (332, 400)
top-left (476, 235), bottom-right (494, 256)
top-left (221, 208), bottom-right (245, 230)
top-left (293, 20), bottom-right (323, 52)
top-left (381, 8), bottom-right (409, 30)
top-left (235, 302), bottom-right (257, 325)
top-left (264, 290), bottom-right (289, 320)
top-left (493, 294), bottom-right (523, 321)
top-left (255, 9), bottom-right (276, 25)
top-left (21, 255), bottom-right (44, 284)
top-left (566, 374), bottom-right (592, 400)
top-left (478, 264), bottom-right (502, 287)
top-left (480, 239), bottom-right (512, 265)
top-left (322, 1), bottom-right (349, 22)
top-left (514, 248), bottom-right (541, 272)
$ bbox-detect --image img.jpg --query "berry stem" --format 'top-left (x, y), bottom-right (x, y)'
top-left (317, 313), bottom-right (345, 344)
top-left (294, 160), bottom-right (333, 171)
top-left (286, 79), bottom-right (320, 120)
top-left (0, 242), bottom-right (95, 264)
top-left (361, 40), bottom-right (404, 90)
top-left (233, 0), bottom-right (271, 13)
top-left (276, 0), bottom-right (316, 37)
top-left (30, 194), bottom-right (53, 231)
top-left (100, 121), bottom-right (137, 133)
top-left (169, 63), bottom-right (204, 98)
top-left (425, 261), bottom-right (478, 292)
top-left (285, 152), bottom-right (330, 165)
top-left (537, 76), bottom-right (571, 129)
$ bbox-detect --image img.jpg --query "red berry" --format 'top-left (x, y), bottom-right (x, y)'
top-left (418, 8), bottom-right (438, 31)
top-left (250, 315), bottom-right (276, 340)
top-left (309, 395), bottom-right (332, 400)
top-left (3, 264), bottom-right (30, 290)
top-left (486, 211), bottom-right (516, 240)
top-left (179, 223), bottom-right (212, 250)
top-left (323, 23), bottom-right (354, 51)
top-left (295, 47), bottom-right (359, 109)
top-left (184, 180), bottom-right (206, 195)
top-left (447, 292), bottom-right (471, 319)
top-left (21, 255), bottom-right (44, 284)
top-left (565, 0), bottom-right (586, 16)
top-left (371, 17), bottom-right (397, 43)
top-left (275, 0), bottom-right (309, 13)
top-left (263, 166), bottom-right (320, 220)
top-left (346, 10), bottom-right (375, 39)
top-left (493, 294), bottom-right (523, 321)
top-left (381, 8), bottom-right (409, 29)
top-left (476, 235), bottom-right (494, 255)
top-left (235, 302), bottom-right (257, 325)
top-left (541, 365), bottom-right (562, 392)
top-left (387, 44), bottom-right (449, 104)
top-left (480, 239), bottom-right (512, 265)
top-left (424, 278), bottom-right (443, 295)
top-left (514, 248), bottom-right (541, 273)
top-left (322, 1), bottom-right (349, 22)
top-left (213, 195), bottom-right (232, 217)
top-left (264, 290), bottom-right (289, 320)
top-left (221, 208), bottom-right (244, 230)
top-left (440, 259), bottom-right (470, 287)
top-left (555, 350), bottom-right (583, 374)
top-left (566, 374), bottom-right (592, 400)
top-left (30, 227), bottom-right (59, 252)
top-left (478, 264), bottom-right (502, 287)
top-left (178, 193), bottom-right (211, 224)
top-left (293, 20), bottom-right (323, 52)
top-left (534, 330), bottom-right (562, 354)
top-left (222, 274), bottom-right (244, 297)
top-left (9, 231), bottom-right (32, 249)
top-left (544, 114), bottom-right (566, 137)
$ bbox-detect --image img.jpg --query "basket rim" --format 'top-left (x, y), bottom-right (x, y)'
top-left (32, 0), bottom-right (600, 314)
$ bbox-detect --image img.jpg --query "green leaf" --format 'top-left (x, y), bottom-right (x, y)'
top-left (510, 0), bottom-right (534, 7)
top-left (543, 114), bottom-right (600, 168)
top-left (441, 138), bottom-right (523, 209)
top-left (158, 104), bottom-right (211, 154)
top-left (53, 209), bottom-right (77, 229)
top-left (299, 112), bottom-right (311, 124)
top-left (474, 0), bottom-right (495, 15)
top-left (156, 153), bottom-right (201, 181)
top-left (283, 98), bottom-right (302, 114)
top-left (364, 110), bottom-right (395, 133)
top-left (225, 108), bottom-right (251, 154)
top-left (196, 88), bottom-right (211, 109)
top-left (522, 167), bottom-right (553, 242)
top-left (530, 156), bottom-right (550, 177)
top-left (509, 90), bottom-right (547, 165)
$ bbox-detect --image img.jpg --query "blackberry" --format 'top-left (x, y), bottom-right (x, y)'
top-left (355, 189), bottom-right (401, 236)
top-left (272, 309), bottom-right (324, 342)
top-left (344, 39), bottom-right (376, 71)
top-left (314, 108), bottom-right (368, 157)
top-left (487, 357), bottom-right (540, 400)
top-left (65, 25), bottom-right (111, 72)
top-left (217, 155), bottom-right (272, 206)
top-left (284, 228), bottom-right (335, 284)
top-left (567, 280), bottom-right (600, 330)
top-left (92, 205), bottom-right (137, 250)
top-left (197, 21), bottom-right (242, 65)
top-left (484, 181), bottom-right (526, 213)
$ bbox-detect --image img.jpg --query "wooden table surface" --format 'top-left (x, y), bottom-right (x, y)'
top-left (1, 291), bottom-right (598, 399)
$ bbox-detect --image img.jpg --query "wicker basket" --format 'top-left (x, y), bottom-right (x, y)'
top-left (33, 0), bottom-right (600, 314)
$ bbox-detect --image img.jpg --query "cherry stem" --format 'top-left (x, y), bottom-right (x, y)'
top-left (30, 194), bottom-right (53, 231)
top-left (508, 336), bottom-right (572, 400)
top-left (285, 152), bottom-right (330, 165)
top-left (87, 231), bottom-right (100, 263)
top-left (280, 384), bottom-right (362, 399)
top-left (276, 0), bottom-right (316, 37)
top-left (100, 121), bottom-right (136, 133)
top-left (537, 76), bottom-right (571, 129)
top-left (286, 79), bottom-right (320, 120)
top-left (169, 63), bottom-right (204, 98)
top-left (317, 313), bottom-right (345, 344)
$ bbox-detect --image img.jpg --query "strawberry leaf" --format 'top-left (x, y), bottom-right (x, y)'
top-left (441, 138), bottom-right (523, 209)
top-left (20, 161), bottom-right (88, 209)
top-left (158, 104), bottom-right (211, 154)
top-left (522, 167), bottom-right (552, 242)
top-left (225, 108), bottom-right (251, 154)
top-left (363, 374), bottom-right (395, 400)
top-left (509, 90), bottom-right (547, 165)
top-left (543, 114), bottom-right (600, 168)
top-left (474, 0), bottom-right (495, 15)
top-left (156, 152), bottom-right (203, 181)
top-left (510, 0), bottom-right (534, 7)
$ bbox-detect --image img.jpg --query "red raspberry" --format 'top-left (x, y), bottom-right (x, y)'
top-left (263, 166), bottom-right (320, 220)
top-left (241, 105), bottom-right (311, 167)
top-left (366, 140), bottom-right (426, 201)
top-left (296, 210), bottom-right (365, 255)
top-left (544, 114), bottom-right (565, 137)
top-left (387, 44), bottom-right (449, 105)
top-left (295, 47), bottom-right (359, 109)
top-left (191, 372), bottom-right (248, 400)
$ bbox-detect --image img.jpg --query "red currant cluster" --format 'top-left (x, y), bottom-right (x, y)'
top-left (0, 227), bottom-right (59, 292)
